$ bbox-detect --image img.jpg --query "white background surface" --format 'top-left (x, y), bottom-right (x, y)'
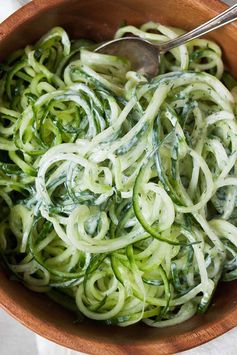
top-left (0, 1), bottom-right (237, 354)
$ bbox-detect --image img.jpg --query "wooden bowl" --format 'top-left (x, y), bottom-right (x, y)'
top-left (1, 0), bottom-right (237, 354)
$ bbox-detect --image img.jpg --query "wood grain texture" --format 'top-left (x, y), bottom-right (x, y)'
top-left (0, 0), bottom-right (237, 354)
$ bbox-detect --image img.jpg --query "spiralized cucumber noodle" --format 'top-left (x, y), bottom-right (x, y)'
top-left (1, 22), bottom-right (237, 327)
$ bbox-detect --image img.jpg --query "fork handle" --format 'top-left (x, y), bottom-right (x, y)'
top-left (158, 3), bottom-right (237, 52)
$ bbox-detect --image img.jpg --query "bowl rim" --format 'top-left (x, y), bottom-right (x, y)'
top-left (0, 0), bottom-right (237, 354)
top-left (1, 281), bottom-right (237, 354)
